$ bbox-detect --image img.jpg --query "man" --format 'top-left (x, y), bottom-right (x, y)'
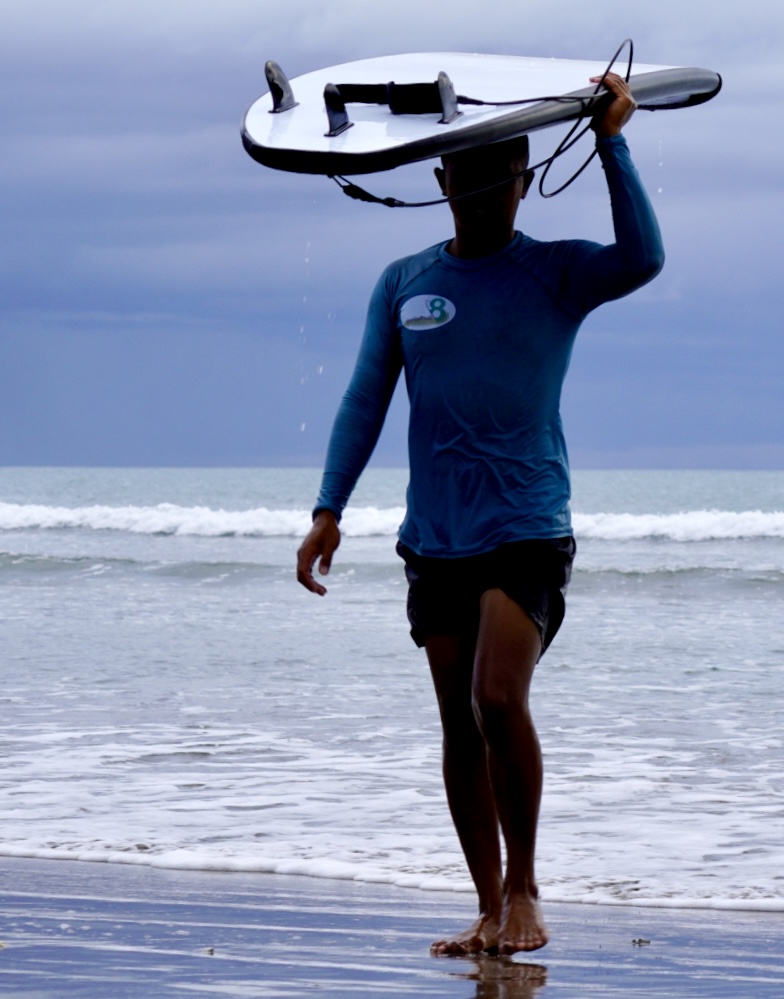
top-left (297, 73), bottom-right (663, 955)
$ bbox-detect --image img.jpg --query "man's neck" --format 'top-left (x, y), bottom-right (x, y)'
top-left (446, 224), bottom-right (516, 259)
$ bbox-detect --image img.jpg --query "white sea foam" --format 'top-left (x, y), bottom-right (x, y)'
top-left (2, 501), bottom-right (784, 541)
top-left (0, 501), bottom-right (405, 538)
top-left (2, 714), bottom-right (782, 911)
top-left (573, 509), bottom-right (784, 541)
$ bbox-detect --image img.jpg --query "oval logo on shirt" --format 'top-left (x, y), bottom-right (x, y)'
top-left (400, 295), bottom-right (456, 330)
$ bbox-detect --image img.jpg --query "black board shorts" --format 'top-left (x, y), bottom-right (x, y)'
top-left (396, 537), bottom-right (576, 657)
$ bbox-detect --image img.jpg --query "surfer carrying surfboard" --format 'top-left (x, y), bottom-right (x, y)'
top-left (297, 72), bottom-right (664, 955)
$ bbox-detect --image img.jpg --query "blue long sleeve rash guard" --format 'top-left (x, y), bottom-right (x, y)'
top-left (314, 135), bottom-right (664, 556)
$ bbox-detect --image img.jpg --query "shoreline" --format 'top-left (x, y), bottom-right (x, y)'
top-left (1, 848), bottom-right (783, 914)
top-left (2, 857), bottom-right (783, 997)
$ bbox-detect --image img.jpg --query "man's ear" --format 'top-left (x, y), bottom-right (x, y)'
top-left (521, 168), bottom-right (535, 199)
top-left (434, 166), bottom-right (447, 196)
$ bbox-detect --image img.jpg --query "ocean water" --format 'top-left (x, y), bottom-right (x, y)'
top-left (1, 467), bottom-right (783, 911)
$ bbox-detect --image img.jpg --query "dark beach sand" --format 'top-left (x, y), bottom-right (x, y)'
top-left (1, 857), bottom-right (782, 997)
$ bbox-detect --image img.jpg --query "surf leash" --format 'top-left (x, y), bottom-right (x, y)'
top-left (330, 38), bottom-right (635, 207)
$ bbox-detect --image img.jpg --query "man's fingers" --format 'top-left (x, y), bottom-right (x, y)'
top-left (308, 576), bottom-right (328, 596)
top-left (589, 72), bottom-right (634, 105)
top-left (297, 558), bottom-right (327, 595)
top-left (588, 72), bottom-right (636, 137)
top-left (296, 541), bottom-right (325, 594)
top-left (590, 71), bottom-right (629, 91)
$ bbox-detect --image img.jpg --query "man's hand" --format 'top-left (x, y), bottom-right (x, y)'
top-left (296, 509), bottom-right (341, 595)
top-left (589, 71), bottom-right (637, 137)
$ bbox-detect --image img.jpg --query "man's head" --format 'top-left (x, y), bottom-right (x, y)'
top-left (435, 135), bottom-right (535, 239)
top-left (436, 135), bottom-right (534, 199)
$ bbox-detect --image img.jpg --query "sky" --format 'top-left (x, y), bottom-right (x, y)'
top-left (1, 0), bottom-right (782, 469)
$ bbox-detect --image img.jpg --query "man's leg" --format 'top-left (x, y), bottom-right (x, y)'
top-left (426, 633), bottom-right (504, 955)
top-left (473, 587), bottom-right (548, 953)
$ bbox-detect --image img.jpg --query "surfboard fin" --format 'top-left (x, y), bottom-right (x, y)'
top-left (265, 61), bottom-right (298, 113)
top-left (437, 71), bottom-right (462, 124)
top-left (324, 84), bottom-right (354, 137)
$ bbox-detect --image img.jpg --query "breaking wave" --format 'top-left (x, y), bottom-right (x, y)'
top-left (1, 502), bottom-right (783, 541)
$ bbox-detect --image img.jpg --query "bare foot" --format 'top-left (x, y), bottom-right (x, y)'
top-left (497, 893), bottom-right (548, 954)
top-left (430, 911), bottom-right (501, 957)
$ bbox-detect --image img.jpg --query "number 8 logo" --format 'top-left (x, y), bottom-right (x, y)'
top-left (427, 297), bottom-right (448, 322)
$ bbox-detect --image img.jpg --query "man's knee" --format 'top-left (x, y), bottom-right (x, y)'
top-left (471, 678), bottom-right (523, 743)
top-left (472, 591), bottom-right (540, 719)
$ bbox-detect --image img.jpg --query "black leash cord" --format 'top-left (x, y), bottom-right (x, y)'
top-left (330, 38), bottom-right (634, 207)
top-left (538, 37), bottom-right (632, 198)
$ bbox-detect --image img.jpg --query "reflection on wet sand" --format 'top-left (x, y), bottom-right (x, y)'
top-left (449, 955), bottom-right (548, 998)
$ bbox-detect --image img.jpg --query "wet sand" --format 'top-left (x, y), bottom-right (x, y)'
top-left (1, 858), bottom-right (782, 997)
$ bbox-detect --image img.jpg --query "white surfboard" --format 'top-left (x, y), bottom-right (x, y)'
top-left (242, 52), bottom-right (721, 176)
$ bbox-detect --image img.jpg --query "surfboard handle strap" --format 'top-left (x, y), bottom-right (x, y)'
top-left (328, 77), bottom-right (462, 120)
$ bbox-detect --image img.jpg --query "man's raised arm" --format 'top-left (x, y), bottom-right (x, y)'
top-left (564, 72), bottom-right (665, 314)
